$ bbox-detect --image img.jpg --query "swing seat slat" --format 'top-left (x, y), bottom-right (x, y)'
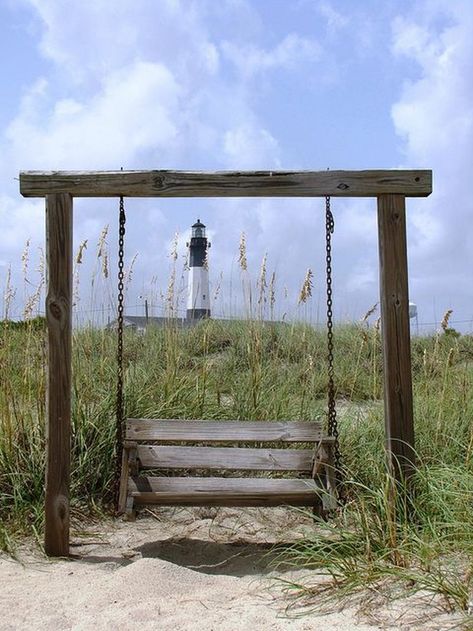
top-left (136, 445), bottom-right (315, 471)
top-left (126, 418), bottom-right (326, 443)
top-left (130, 476), bottom-right (319, 507)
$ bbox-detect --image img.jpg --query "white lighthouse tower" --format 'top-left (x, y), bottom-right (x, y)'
top-left (186, 219), bottom-right (211, 320)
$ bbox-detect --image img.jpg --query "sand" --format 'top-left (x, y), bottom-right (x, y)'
top-left (0, 506), bottom-right (466, 630)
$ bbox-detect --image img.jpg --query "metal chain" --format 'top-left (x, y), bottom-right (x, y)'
top-left (325, 195), bottom-right (342, 477)
top-left (114, 196), bottom-right (126, 509)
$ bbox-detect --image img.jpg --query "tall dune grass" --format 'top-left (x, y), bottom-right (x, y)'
top-left (0, 235), bottom-right (472, 616)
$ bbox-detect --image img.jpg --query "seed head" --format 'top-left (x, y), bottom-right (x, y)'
top-left (298, 268), bottom-right (314, 304)
top-left (238, 233), bottom-right (248, 271)
top-left (269, 271), bottom-right (276, 311)
top-left (361, 302), bottom-right (378, 324)
top-left (441, 309), bottom-right (453, 332)
top-left (75, 240), bottom-right (88, 265)
top-left (22, 239), bottom-right (30, 282)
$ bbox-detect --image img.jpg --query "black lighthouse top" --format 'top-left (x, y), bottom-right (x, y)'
top-left (191, 219), bottom-right (206, 239)
top-left (189, 218), bottom-right (210, 267)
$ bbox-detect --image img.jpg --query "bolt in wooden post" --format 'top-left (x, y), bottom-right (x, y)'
top-left (377, 194), bottom-right (415, 481)
top-left (45, 193), bottom-right (73, 556)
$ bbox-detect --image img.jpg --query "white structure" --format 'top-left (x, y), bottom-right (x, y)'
top-left (186, 219), bottom-right (211, 320)
top-left (409, 301), bottom-right (419, 334)
top-left (408, 302), bottom-right (417, 318)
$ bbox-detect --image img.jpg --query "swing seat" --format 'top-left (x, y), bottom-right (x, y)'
top-left (118, 418), bottom-right (337, 519)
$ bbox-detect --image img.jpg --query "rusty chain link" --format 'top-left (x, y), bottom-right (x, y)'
top-left (325, 195), bottom-right (342, 480)
top-left (114, 196), bottom-right (126, 509)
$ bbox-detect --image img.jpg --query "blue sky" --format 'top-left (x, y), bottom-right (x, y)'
top-left (0, 0), bottom-right (472, 329)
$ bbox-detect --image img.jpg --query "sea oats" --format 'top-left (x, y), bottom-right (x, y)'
top-left (269, 271), bottom-right (276, 315)
top-left (238, 232), bottom-right (248, 271)
top-left (3, 265), bottom-right (16, 320)
top-left (441, 309), bottom-right (453, 331)
top-left (21, 239), bottom-right (30, 284)
top-left (170, 232), bottom-right (179, 262)
top-left (298, 268), bottom-right (314, 304)
top-left (361, 302), bottom-right (378, 324)
top-left (97, 225), bottom-right (109, 259)
top-left (75, 240), bottom-right (88, 266)
top-left (125, 253), bottom-right (138, 291)
top-left (257, 253), bottom-right (267, 307)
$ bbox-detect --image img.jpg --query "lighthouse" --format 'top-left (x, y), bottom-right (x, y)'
top-left (186, 219), bottom-right (211, 320)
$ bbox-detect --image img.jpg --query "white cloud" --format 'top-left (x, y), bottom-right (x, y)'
top-left (26, 0), bottom-right (219, 82)
top-left (221, 33), bottom-right (321, 78)
top-left (391, 1), bottom-right (473, 323)
top-left (0, 195), bottom-right (43, 251)
top-left (316, 1), bottom-right (348, 33)
top-left (223, 125), bottom-right (281, 169)
top-left (6, 61), bottom-right (181, 170)
top-left (392, 5), bottom-right (473, 173)
top-left (346, 264), bottom-right (376, 293)
top-left (1, 0), bottom-right (299, 178)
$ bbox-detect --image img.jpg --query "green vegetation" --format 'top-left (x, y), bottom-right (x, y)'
top-left (0, 317), bottom-right (472, 613)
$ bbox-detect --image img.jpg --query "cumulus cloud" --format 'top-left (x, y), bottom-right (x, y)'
top-left (223, 125), bottom-right (281, 169)
top-left (221, 33), bottom-right (321, 78)
top-left (391, 1), bottom-right (473, 323)
top-left (6, 61), bottom-right (181, 169)
top-left (316, 1), bottom-right (348, 33)
top-left (392, 8), bottom-right (473, 173)
top-left (2, 0), bottom-right (303, 179)
top-left (26, 0), bottom-right (220, 82)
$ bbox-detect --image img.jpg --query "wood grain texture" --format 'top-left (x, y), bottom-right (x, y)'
top-left (20, 169), bottom-right (432, 198)
top-left (129, 477), bottom-right (319, 507)
top-left (314, 442), bottom-right (338, 511)
top-left (45, 193), bottom-right (73, 557)
top-left (377, 194), bottom-right (416, 480)
top-left (126, 419), bottom-right (327, 443)
top-left (137, 445), bottom-right (314, 472)
top-left (117, 446), bottom-right (130, 515)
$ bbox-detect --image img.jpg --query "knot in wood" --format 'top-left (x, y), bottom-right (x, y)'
top-left (153, 174), bottom-right (164, 188)
top-left (55, 495), bottom-right (69, 520)
top-left (337, 182), bottom-right (349, 190)
top-left (49, 301), bottom-right (62, 320)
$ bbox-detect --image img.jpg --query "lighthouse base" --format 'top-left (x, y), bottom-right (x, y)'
top-left (186, 308), bottom-right (211, 321)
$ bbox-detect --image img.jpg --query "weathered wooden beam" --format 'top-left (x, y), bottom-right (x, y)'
top-left (377, 194), bottom-right (415, 481)
top-left (45, 193), bottom-right (73, 557)
top-left (126, 418), bottom-right (327, 442)
top-left (20, 169), bottom-right (432, 198)
top-left (129, 477), bottom-right (319, 507)
top-left (137, 445), bottom-right (314, 471)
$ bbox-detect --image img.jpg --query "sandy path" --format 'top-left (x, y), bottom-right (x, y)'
top-left (0, 507), bottom-right (463, 630)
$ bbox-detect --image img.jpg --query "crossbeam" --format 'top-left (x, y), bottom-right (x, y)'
top-left (20, 169), bottom-right (432, 198)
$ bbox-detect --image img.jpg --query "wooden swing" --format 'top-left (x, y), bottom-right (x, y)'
top-left (116, 195), bottom-right (340, 519)
top-left (19, 169), bottom-right (432, 556)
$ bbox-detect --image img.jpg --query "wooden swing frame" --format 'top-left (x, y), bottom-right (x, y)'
top-left (20, 168), bottom-right (432, 556)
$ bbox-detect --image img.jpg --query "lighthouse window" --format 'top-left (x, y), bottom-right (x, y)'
top-left (203, 294), bottom-right (206, 299)
top-left (192, 224), bottom-right (206, 238)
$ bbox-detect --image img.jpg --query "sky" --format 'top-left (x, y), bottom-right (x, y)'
top-left (0, 0), bottom-right (472, 330)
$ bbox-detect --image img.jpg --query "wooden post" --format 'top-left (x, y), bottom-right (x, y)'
top-left (377, 194), bottom-right (415, 480)
top-left (45, 193), bottom-right (73, 556)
